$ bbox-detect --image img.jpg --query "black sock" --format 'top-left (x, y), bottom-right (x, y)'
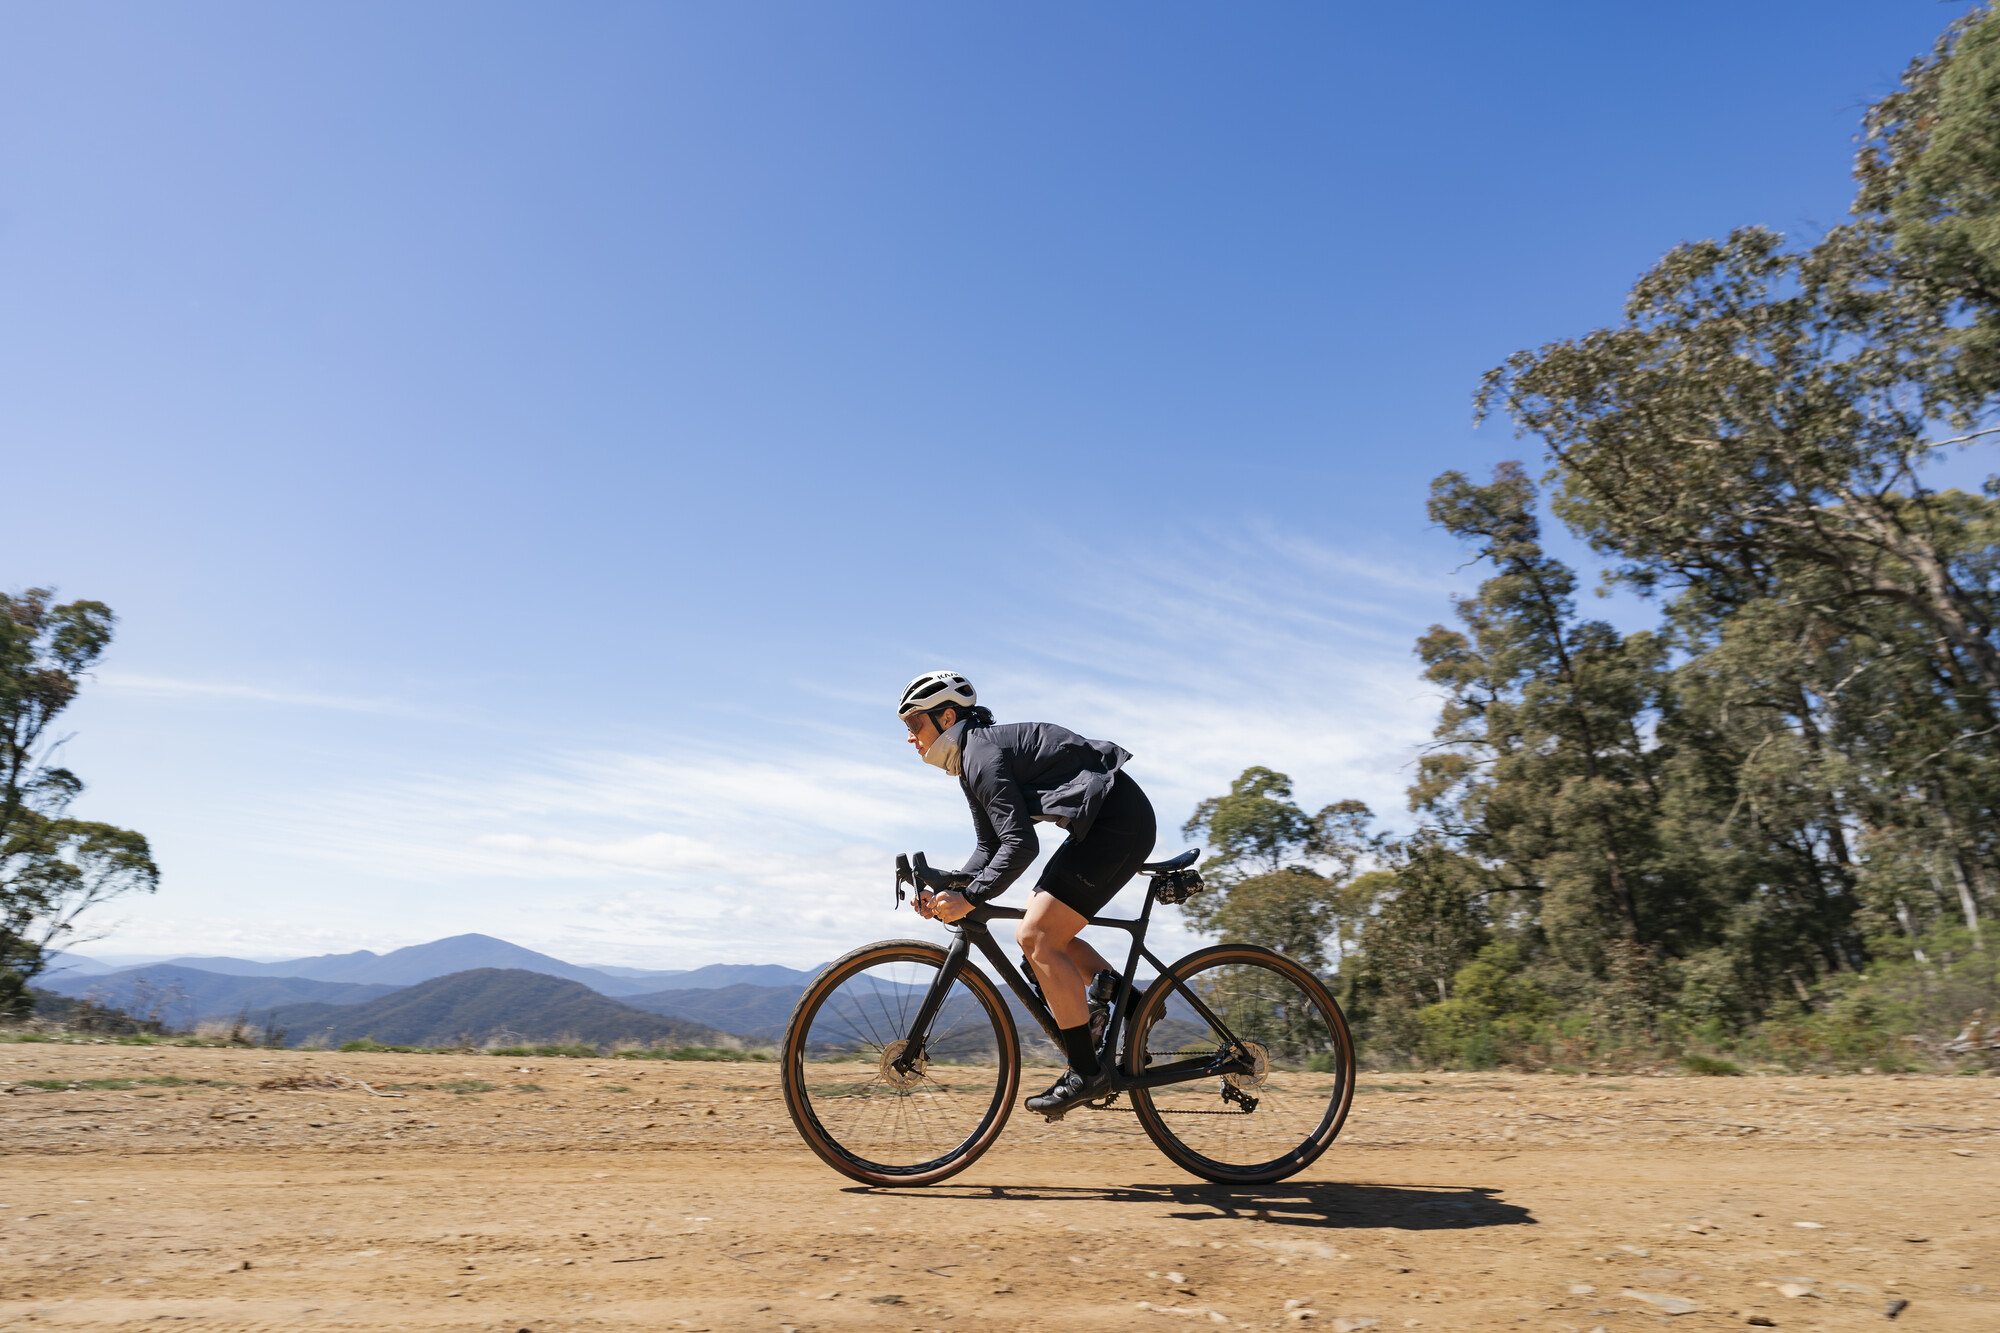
top-left (1058, 1023), bottom-right (1100, 1079)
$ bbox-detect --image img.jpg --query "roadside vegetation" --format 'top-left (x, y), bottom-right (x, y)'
top-left (1179, 4), bottom-right (2000, 1076)
top-left (0, 591), bottom-right (158, 1018)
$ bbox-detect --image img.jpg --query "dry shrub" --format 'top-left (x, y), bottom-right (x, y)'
top-left (256, 1072), bottom-right (405, 1097)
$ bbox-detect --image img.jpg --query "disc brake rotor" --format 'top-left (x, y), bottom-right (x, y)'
top-left (1224, 1040), bottom-right (1270, 1091)
top-left (877, 1038), bottom-right (928, 1089)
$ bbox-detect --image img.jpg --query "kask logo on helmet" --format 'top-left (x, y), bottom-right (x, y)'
top-left (897, 670), bottom-right (976, 719)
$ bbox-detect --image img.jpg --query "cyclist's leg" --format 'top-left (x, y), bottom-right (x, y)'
top-left (1021, 773), bottom-right (1157, 1033)
top-left (1065, 934), bottom-right (1114, 980)
top-left (1016, 890), bottom-right (1091, 1028)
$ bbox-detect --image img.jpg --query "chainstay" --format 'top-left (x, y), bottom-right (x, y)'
top-left (1080, 1090), bottom-right (1259, 1117)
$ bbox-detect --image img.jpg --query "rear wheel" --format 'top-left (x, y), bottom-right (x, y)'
top-left (1124, 944), bottom-right (1355, 1184)
top-left (781, 939), bottom-right (1020, 1186)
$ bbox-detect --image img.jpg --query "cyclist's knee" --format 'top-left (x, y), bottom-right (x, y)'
top-left (1016, 919), bottom-right (1063, 961)
top-left (1015, 919), bottom-right (1045, 956)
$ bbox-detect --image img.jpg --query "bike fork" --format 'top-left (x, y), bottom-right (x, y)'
top-left (892, 933), bottom-right (976, 1076)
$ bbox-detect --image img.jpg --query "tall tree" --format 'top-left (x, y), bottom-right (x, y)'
top-left (1413, 464), bottom-right (1697, 972)
top-left (1857, 3), bottom-right (2000, 402)
top-left (0, 590), bottom-right (158, 1016)
top-left (1179, 767), bottom-right (1377, 971)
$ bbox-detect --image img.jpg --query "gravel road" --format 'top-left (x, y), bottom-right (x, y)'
top-left (2, 1044), bottom-right (1996, 1330)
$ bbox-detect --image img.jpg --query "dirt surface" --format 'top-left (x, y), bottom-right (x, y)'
top-left (2, 1043), bottom-right (1997, 1331)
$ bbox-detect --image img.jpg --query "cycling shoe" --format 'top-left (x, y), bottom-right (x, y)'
top-left (1025, 1066), bottom-right (1113, 1121)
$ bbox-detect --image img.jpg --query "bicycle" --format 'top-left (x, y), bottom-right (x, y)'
top-left (780, 849), bottom-right (1357, 1186)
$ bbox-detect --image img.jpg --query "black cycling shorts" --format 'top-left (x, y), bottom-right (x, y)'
top-left (1034, 771), bottom-right (1158, 920)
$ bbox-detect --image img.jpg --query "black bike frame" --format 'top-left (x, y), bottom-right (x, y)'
top-left (895, 884), bottom-right (1255, 1092)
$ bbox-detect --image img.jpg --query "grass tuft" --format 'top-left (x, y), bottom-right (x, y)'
top-left (617, 1045), bottom-right (775, 1063)
top-left (489, 1044), bottom-right (597, 1059)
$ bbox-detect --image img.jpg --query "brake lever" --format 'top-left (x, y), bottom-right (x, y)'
top-left (894, 853), bottom-right (914, 910)
top-left (910, 851), bottom-right (972, 892)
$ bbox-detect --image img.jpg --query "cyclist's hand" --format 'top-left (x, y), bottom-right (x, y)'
top-left (919, 889), bottom-right (972, 924)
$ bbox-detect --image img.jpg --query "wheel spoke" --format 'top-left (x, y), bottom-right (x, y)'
top-left (1130, 949), bottom-right (1353, 1182)
top-left (787, 947), bottom-right (1015, 1183)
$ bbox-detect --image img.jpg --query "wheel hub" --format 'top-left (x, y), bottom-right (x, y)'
top-left (1224, 1040), bottom-right (1270, 1091)
top-left (877, 1038), bottom-right (927, 1089)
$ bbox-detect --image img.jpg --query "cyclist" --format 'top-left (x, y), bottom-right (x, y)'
top-left (897, 670), bottom-right (1158, 1116)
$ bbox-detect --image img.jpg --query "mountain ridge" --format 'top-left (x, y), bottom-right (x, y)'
top-left (37, 965), bottom-right (400, 1021)
top-left (258, 968), bottom-right (732, 1050)
top-left (158, 934), bottom-right (665, 994)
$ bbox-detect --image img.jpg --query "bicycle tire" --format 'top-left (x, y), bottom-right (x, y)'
top-left (782, 938), bottom-right (1020, 1187)
top-left (1124, 944), bottom-right (1355, 1185)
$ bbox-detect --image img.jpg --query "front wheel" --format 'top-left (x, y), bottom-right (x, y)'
top-left (781, 939), bottom-right (1020, 1186)
top-left (1125, 944), bottom-right (1355, 1184)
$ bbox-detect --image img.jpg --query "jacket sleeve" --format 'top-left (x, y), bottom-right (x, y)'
top-left (958, 745), bottom-right (1040, 902)
top-left (957, 778), bottom-right (1000, 880)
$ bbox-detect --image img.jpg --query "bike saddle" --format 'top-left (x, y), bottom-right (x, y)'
top-left (1140, 849), bottom-right (1200, 873)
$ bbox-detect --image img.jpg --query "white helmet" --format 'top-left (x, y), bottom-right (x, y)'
top-left (898, 670), bottom-right (977, 720)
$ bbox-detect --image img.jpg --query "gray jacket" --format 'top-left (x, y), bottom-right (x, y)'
top-left (956, 721), bottom-right (1132, 901)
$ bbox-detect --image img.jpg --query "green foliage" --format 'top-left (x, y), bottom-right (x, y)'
top-left (438, 1079), bottom-right (496, 1094)
top-left (1859, 4), bottom-right (2000, 400)
top-left (10, 1074), bottom-right (231, 1090)
top-left (1287, 6), bottom-right (2000, 1073)
top-left (1414, 942), bottom-right (1559, 1069)
top-left (1196, 868), bottom-right (1338, 972)
top-left (1183, 768), bottom-right (1374, 886)
top-left (1178, 767), bottom-right (1378, 969)
top-left (1353, 836), bottom-right (1491, 1009)
top-left (490, 1044), bottom-right (597, 1058)
top-left (1, 590), bottom-right (156, 1016)
top-left (338, 1037), bottom-right (430, 1053)
top-left (647, 1046), bottom-right (774, 1062)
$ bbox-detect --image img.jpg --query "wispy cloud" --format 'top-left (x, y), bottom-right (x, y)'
top-left (93, 671), bottom-right (419, 716)
top-left (93, 521), bottom-right (1454, 967)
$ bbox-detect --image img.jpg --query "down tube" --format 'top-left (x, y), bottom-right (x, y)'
top-left (967, 928), bottom-right (1064, 1047)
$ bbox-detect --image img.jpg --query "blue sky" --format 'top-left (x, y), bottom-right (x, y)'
top-left (1, 1), bottom-right (1975, 968)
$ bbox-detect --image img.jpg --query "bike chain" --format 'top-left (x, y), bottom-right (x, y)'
top-left (1081, 1093), bottom-right (1256, 1117)
top-left (1080, 1070), bottom-right (1260, 1117)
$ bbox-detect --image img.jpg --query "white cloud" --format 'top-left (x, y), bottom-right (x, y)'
top-left (88, 521), bottom-right (1452, 969)
top-left (93, 671), bottom-right (417, 716)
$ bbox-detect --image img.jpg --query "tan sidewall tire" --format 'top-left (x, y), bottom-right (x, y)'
top-left (782, 938), bottom-right (1020, 1187)
top-left (1124, 943), bottom-right (1356, 1185)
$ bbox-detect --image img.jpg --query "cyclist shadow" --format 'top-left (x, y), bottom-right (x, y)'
top-left (852, 1181), bottom-right (1534, 1232)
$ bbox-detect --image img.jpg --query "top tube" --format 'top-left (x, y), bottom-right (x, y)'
top-left (958, 901), bottom-right (1144, 932)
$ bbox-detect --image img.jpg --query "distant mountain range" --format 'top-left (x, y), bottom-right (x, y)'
top-left (36, 966), bottom-right (399, 1022)
top-left (50, 935), bottom-right (822, 996)
top-left (35, 935), bottom-right (1199, 1059)
top-left (256, 969), bottom-right (730, 1050)
top-left (148, 934), bottom-right (684, 995)
top-left (620, 981), bottom-right (810, 1039)
top-left (39, 935), bottom-right (827, 1042)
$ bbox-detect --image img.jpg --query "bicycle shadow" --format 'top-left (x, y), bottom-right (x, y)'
top-left (848, 1180), bottom-right (1535, 1232)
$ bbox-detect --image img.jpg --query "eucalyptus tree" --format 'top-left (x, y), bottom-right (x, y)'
top-left (0, 590), bottom-right (157, 1015)
top-left (1179, 767), bottom-right (1378, 970)
top-left (1413, 463), bottom-right (1706, 975)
